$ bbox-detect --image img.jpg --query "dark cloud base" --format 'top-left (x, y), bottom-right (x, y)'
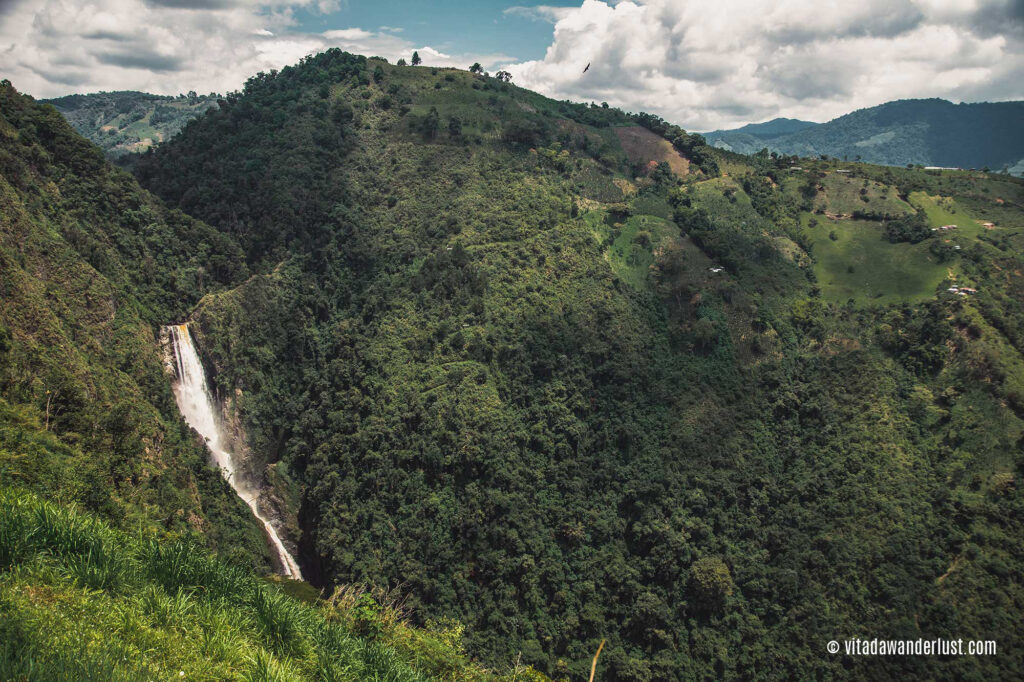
top-left (97, 50), bottom-right (186, 72)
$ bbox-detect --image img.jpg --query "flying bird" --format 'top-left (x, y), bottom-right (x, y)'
top-left (583, 62), bottom-right (590, 73)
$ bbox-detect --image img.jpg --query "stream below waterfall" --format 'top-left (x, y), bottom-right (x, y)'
top-left (167, 323), bottom-right (303, 580)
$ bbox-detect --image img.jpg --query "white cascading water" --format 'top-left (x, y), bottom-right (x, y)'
top-left (168, 324), bottom-right (303, 580)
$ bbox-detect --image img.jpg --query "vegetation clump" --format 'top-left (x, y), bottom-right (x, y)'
top-left (884, 211), bottom-right (933, 243)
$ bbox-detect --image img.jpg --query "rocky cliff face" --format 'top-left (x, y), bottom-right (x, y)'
top-left (223, 387), bottom-right (304, 563)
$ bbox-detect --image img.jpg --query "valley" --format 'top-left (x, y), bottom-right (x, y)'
top-left (2, 49), bottom-right (1023, 682)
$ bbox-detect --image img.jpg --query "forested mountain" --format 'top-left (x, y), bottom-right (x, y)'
top-left (701, 116), bottom-right (818, 145)
top-left (41, 90), bottom-right (219, 162)
top-left (0, 80), bottom-right (545, 681)
top-left (115, 50), bottom-right (1024, 680)
top-left (704, 99), bottom-right (1024, 174)
top-left (0, 79), bottom-right (261, 562)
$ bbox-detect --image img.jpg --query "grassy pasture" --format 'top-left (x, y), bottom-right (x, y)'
top-left (909, 191), bottom-right (988, 241)
top-left (811, 172), bottom-right (914, 216)
top-left (803, 213), bottom-right (948, 305)
top-left (588, 210), bottom-right (679, 290)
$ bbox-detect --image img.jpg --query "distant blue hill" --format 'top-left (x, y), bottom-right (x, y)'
top-left (702, 99), bottom-right (1024, 175)
top-left (705, 117), bottom-right (818, 140)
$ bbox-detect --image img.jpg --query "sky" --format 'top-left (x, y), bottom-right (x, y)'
top-left (1, 0), bottom-right (1022, 131)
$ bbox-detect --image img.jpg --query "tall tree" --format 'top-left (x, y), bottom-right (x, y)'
top-left (422, 106), bottom-right (440, 140)
top-left (448, 116), bottom-right (462, 138)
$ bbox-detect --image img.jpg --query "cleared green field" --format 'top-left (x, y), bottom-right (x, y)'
top-left (122, 116), bottom-right (161, 147)
top-left (803, 214), bottom-right (948, 305)
top-left (909, 191), bottom-right (984, 239)
top-left (588, 210), bottom-right (679, 290)
top-left (811, 172), bottom-right (914, 216)
top-left (611, 214), bottom-right (680, 289)
top-left (692, 176), bottom-right (766, 226)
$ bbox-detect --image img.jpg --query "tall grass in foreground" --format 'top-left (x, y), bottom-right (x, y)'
top-left (0, 489), bottom-right (551, 681)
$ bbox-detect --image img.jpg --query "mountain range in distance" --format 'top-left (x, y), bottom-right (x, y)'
top-left (703, 117), bottom-right (818, 140)
top-left (44, 91), bottom-right (1024, 177)
top-left (702, 98), bottom-right (1024, 175)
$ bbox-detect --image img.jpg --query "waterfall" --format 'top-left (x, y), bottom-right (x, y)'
top-left (167, 324), bottom-right (303, 580)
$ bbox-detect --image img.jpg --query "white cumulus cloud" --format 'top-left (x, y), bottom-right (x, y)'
top-left (0, 0), bottom-right (510, 98)
top-left (2, 0), bottom-right (1019, 129)
top-left (502, 0), bottom-right (1024, 130)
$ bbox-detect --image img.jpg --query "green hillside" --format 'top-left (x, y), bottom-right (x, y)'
top-left (0, 79), bottom-right (544, 681)
top-left (120, 51), bottom-right (1024, 681)
top-left (0, 79), bottom-right (263, 564)
top-left (41, 91), bottom-right (219, 162)
top-left (705, 99), bottom-right (1024, 175)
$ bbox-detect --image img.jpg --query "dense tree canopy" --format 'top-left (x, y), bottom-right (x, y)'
top-left (97, 50), bottom-right (1024, 680)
